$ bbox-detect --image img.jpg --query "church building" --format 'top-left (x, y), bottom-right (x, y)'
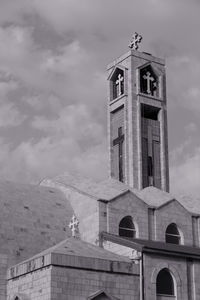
top-left (2, 33), bottom-right (200, 300)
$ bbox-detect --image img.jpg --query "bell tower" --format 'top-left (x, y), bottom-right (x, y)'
top-left (107, 33), bottom-right (169, 192)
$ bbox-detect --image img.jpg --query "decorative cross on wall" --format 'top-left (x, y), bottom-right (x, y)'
top-left (129, 32), bottom-right (143, 50)
top-left (143, 71), bottom-right (154, 95)
top-left (113, 127), bottom-right (124, 182)
top-left (69, 214), bottom-right (79, 238)
top-left (115, 73), bottom-right (124, 97)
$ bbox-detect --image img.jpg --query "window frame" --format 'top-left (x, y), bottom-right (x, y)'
top-left (136, 63), bottom-right (163, 100)
top-left (118, 216), bottom-right (137, 238)
top-left (156, 268), bottom-right (176, 297)
top-left (165, 223), bottom-right (182, 245)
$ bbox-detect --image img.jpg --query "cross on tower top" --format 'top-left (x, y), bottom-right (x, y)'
top-left (69, 214), bottom-right (79, 238)
top-left (129, 32), bottom-right (143, 50)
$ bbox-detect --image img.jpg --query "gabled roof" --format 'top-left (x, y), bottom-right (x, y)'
top-left (135, 186), bottom-right (200, 215)
top-left (177, 194), bottom-right (200, 215)
top-left (88, 290), bottom-right (118, 300)
top-left (42, 172), bottom-right (200, 215)
top-left (134, 186), bottom-right (175, 207)
top-left (107, 64), bottom-right (127, 80)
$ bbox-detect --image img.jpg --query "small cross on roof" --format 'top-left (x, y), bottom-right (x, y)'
top-left (129, 32), bottom-right (143, 50)
top-left (69, 214), bottom-right (79, 238)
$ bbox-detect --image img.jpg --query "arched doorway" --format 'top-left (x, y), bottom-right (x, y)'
top-left (156, 268), bottom-right (176, 300)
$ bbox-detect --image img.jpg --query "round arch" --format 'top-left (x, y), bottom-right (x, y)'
top-left (118, 215), bottom-right (138, 238)
top-left (151, 263), bottom-right (181, 287)
top-left (151, 264), bottom-right (182, 300)
top-left (156, 268), bottom-right (176, 297)
top-left (165, 223), bottom-right (184, 245)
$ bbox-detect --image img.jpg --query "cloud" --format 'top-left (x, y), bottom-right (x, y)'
top-left (23, 93), bottom-right (62, 113)
top-left (167, 56), bottom-right (200, 112)
top-left (0, 80), bottom-right (18, 99)
top-left (0, 0), bottom-right (199, 200)
top-left (0, 102), bottom-right (26, 127)
top-left (32, 104), bottom-right (104, 146)
top-left (0, 102), bottom-right (107, 183)
top-left (42, 41), bottom-right (88, 74)
top-left (184, 122), bottom-right (197, 135)
top-left (0, 135), bottom-right (107, 184)
top-left (170, 146), bottom-right (200, 198)
top-left (0, 0), bottom-right (31, 25)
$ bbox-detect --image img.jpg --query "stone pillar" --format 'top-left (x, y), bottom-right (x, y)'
top-left (0, 254), bottom-right (8, 300)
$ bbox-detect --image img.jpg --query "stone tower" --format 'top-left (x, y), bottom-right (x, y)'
top-left (107, 34), bottom-right (169, 191)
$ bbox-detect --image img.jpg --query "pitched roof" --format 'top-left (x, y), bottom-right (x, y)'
top-left (102, 232), bottom-right (200, 259)
top-left (8, 237), bottom-right (137, 279)
top-left (88, 290), bottom-right (118, 300)
top-left (31, 237), bottom-right (132, 261)
top-left (176, 194), bottom-right (200, 215)
top-left (42, 173), bottom-right (130, 201)
top-left (42, 172), bottom-right (200, 215)
top-left (134, 186), bottom-right (175, 207)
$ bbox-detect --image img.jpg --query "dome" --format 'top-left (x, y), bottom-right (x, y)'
top-left (0, 181), bottom-right (74, 266)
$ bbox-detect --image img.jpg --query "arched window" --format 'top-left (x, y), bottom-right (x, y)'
top-left (119, 216), bottom-right (136, 238)
top-left (140, 65), bottom-right (158, 97)
top-left (156, 268), bottom-right (175, 297)
top-left (110, 68), bottom-right (124, 100)
top-left (165, 223), bottom-right (181, 244)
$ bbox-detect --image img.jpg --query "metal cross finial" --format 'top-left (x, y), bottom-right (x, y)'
top-left (129, 32), bottom-right (143, 50)
top-left (69, 214), bottom-right (79, 238)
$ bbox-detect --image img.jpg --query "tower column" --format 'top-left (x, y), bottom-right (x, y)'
top-left (107, 36), bottom-right (169, 191)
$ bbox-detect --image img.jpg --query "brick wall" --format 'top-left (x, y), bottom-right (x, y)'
top-left (0, 254), bottom-right (8, 300)
top-left (143, 253), bottom-right (189, 300)
top-left (155, 200), bottom-right (193, 245)
top-left (7, 266), bottom-right (51, 300)
top-left (7, 265), bottom-right (140, 300)
top-left (50, 266), bottom-right (139, 300)
top-left (105, 192), bottom-right (149, 240)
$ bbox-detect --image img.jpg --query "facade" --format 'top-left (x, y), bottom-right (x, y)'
top-left (2, 38), bottom-right (200, 300)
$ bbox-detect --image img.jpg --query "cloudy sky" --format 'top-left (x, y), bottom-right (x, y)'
top-left (0, 0), bottom-right (199, 197)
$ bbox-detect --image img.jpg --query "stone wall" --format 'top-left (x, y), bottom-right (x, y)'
top-left (143, 253), bottom-right (189, 300)
top-left (7, 266), bottom-right (51, 300)
top-left (7, 265), bottom-right (140, 300)
top-left (155, 200), bottom-right (193, 245)
top-left (0, 254), bottom-right (8, 300)
top-left (101, 192), bottom-right (196, 248)
top-left (50, 266), bottom-right (140, 300)
top-left (101, 192), bottom-right (149, 240)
